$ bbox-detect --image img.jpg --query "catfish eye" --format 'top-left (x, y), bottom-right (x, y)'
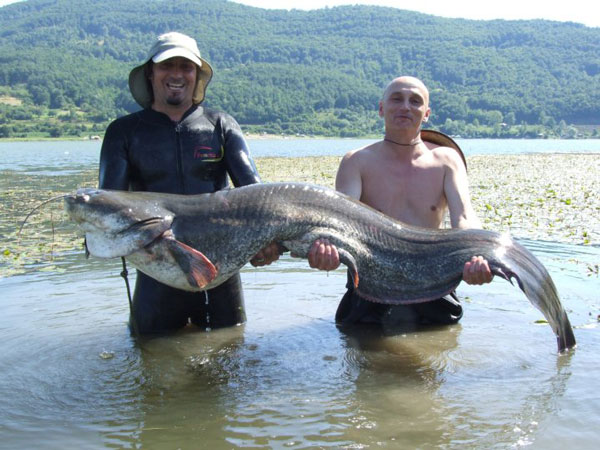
top-left (76, 191), bottom-right (91, 203)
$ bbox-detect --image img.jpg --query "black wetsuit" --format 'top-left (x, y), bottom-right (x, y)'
top-left (99, 105), bottom-right (261, 334)
top-left (335, 273), bottom-right (463, 328)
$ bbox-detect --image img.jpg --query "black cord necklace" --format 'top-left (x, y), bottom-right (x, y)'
top-left (383, 137), bottom-right (423, 146)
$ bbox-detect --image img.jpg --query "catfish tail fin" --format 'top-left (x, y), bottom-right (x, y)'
top-left (493, 242), bottom-right (576, 353)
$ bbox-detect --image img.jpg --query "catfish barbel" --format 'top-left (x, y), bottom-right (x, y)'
top-left (64, 182), bottom-right (576, 352)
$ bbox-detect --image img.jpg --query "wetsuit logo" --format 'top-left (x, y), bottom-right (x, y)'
top-left (193, 146), bottom-right (223, 162)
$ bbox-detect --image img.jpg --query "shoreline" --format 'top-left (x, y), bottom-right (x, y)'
top-left (3, 134), bottom-right (600, 143)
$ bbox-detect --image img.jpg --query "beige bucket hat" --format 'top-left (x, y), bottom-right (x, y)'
top-left (128, 32), bottom-right (214, 108)
top-left (421, 129), bottom-right (467, 170)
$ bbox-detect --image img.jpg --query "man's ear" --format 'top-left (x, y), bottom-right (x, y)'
top-left (422, 107), bottom-right (431, 123)
top-left (378, 101), bottom-right (384, 117)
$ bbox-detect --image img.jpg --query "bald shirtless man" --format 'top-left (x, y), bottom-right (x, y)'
top-left (308, 76), bottom-right (493, 326)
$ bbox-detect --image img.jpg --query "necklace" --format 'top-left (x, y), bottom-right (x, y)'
top-left (383, 137), bottom-right (423, 146)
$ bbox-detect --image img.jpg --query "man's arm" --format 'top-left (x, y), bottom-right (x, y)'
top-left (221, 113), bottom-right (261, 187)
top-left (335, 151), bottom-right (363, 199)
top-left (441, 148), bottom-right (493, 284)
top-left (442, 149), bottom-right (481, 229)
top-left (210, 112), bottom-right (279, 267)
top-left (98, 120), bottom-right (130, 190)
top-left (304, 151), bottom-right (364, 270)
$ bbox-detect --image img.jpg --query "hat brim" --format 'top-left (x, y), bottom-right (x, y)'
top-left (128, 58), bottom-right (213, 109)
top-left (421, 129), bottom-right (467, 170)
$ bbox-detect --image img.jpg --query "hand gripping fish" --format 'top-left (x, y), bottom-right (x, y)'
top-left (64, 182), bottom-right (576, 352)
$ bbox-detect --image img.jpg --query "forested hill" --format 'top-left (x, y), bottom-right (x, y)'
top-left (1, 0), bottom-right (599, 139)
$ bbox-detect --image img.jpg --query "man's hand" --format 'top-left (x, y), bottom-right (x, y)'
top-left (250, 241), bottom-right (281, 267)
top-left (463, 255), bottom-right (493, 285)
top-left (306, 239), bottom-right (341, 271)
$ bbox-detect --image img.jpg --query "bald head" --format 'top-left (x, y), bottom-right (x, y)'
top-left (382, 76), bottom-right (430, 106)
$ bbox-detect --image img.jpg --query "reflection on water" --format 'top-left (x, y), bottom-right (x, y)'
top-left (3, 139), bottom-right (600, 172)
top-left (1, 241), bottom-right (599, 448)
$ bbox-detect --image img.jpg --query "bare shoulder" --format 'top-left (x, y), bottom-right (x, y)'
top-left (344, 141), bottom-right (379, 158)
top-left (340, 142), bottom-right (379, 168)
top-left (337, 143), bottom-right (380, 197)
top-left (429, 145), bottom-right (466, 172)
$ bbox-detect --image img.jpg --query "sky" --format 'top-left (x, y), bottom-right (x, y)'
top-left (0, 0), bottom-right (598, 28)
top-left (232, 0), bottom-right (600, 28)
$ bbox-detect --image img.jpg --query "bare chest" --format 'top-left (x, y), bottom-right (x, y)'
top-left (360, 163), bottom-right (447, 227)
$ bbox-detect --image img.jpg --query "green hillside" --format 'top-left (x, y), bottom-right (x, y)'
top-left (1, 0), bottom-right (599, 138)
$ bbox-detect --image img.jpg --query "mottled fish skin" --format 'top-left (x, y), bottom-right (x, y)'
top-left (64, 183), bottom-right (576, 352)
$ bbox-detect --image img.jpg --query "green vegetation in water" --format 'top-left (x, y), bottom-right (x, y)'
top-left (1, 170), bottom-right (96, 277)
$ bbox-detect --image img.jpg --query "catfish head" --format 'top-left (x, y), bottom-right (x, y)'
top-left (64, 188), bottom-right (174, 258)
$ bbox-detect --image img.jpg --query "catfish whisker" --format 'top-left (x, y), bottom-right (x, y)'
top-left (18, 193), bottom-right (69, 237)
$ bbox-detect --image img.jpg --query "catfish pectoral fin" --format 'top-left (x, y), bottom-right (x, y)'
top-left (166, 238), bottom-right (218, 289)
top-left (491, 266), bottom-right (524, 290)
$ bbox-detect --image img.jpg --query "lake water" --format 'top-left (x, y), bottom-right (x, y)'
top-left (1, 139), bottom-right (599, 449)
top-left (2, 137), bottom-right (600, 172)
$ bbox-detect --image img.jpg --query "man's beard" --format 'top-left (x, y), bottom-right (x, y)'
top-left (166, 95), bottom-right (184, 106)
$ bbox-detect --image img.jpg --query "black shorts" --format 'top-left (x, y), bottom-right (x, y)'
top-left (335, 272), bottom-right (462, 327)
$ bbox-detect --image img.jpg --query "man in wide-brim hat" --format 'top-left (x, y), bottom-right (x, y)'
top-left (128, 31), bottom-right (213, 116)
top-left (99, 32), bottom-right (277, 335)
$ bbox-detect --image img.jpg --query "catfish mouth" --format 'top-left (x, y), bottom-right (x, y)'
top-left (64, 189), bottom-right (160, 232)
top-left (63, 193), bottom-right (103, 228)
top-left (64, 189), bottom-right (98, 216)
top-left (67, 188), bottom-right (103, 204)
top-left (63, 194), bottom-right (85, 223)
top-left (77, 215), bottom-right (167, 236)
